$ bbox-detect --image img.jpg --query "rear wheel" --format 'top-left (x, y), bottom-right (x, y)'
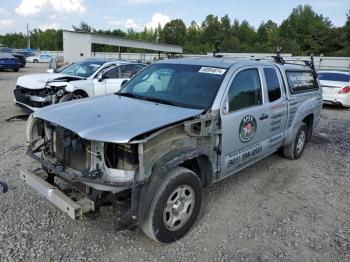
top-left (142, 166), bottom-right (202, 243)
top-left (13, 68), bottom-right (19, 72)
top-left (33, 59), bottom-right (38, 63)
top-left (283, 123), bottom-right (308, 160)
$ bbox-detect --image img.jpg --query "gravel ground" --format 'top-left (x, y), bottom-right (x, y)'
top-left (0, 64), bottom-right (349, 262)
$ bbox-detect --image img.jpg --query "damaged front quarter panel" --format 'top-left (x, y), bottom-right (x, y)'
top-left (133, 109), bottom-right (221, 184)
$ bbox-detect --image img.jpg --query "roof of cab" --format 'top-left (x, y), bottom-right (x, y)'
top-left (158, 57), bottom-right (313, 71)
top-left (159, 58), bottom-right (241, 68)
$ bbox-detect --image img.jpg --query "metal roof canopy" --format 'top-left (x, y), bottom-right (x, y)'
top-left (63, 30), bottom-right (182, 63)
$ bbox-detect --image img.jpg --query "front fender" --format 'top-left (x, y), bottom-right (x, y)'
top-left (64, 80), bottom-right (94, 96)
top-left (63, 82), bottom-right (75, 93)
top-left (135, 147), bottom-right (202, 225)
top-left (151, 147), bottom-right (201, 179)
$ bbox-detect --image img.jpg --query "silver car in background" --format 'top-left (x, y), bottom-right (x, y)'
top-left (317, 71), bottom-right (350, 107)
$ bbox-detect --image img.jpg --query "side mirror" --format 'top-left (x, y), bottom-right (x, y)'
top-left (121, 79), bottom-right (128, 87)
top-left (97, 74), bottom-right (103, 82)
top-left (46, 69), bottom-right (54, 73)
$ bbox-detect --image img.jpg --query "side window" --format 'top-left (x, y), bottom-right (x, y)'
top-left (104, 68), bottom-right (118, 79)
top-left (264, 68), bottom-right (281, 102)
top-left (119, 65), bottom-right (139, 78)
top-left (286, 71), bottom-right (319, 94)
top-left (227, 69), bottom-right (262, 112)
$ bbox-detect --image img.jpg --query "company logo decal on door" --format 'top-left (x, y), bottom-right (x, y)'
top-left (239, 115), bottom-right (257, 143)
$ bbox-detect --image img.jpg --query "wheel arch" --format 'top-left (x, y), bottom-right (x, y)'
top-left (302, 113), bottom-right (314, 141)
top-left (72, 89), bottom-right (89, 98)
top-left (150, 148), bottom-right (213, 188)
top-left (137, 148), bottom-right (212, 224)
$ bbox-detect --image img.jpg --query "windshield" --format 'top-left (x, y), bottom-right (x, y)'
top-left (60, 60), bottom-right (105, 77)
top-left (118, 63), bottom-right (227, 109)
top-left (317, 72), bottom-right (350, 82)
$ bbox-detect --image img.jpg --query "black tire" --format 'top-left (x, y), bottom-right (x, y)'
top-left (59, 92), bottom-right (87, 103)
top-left (13, 68), bottom-right (19, 72)
top-left (33, 59), bottom-right (38, 63)
top-left (283, 123), bottom-right (308, 160)
top-left (142, 166), bottom-right (202, 243)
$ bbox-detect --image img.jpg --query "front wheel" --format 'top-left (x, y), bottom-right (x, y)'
top-left (59, 92), bottom-right (87, 103)
top-left (142, 166), bottom-right (202, 243)
top-left (283, 123), bottom-right (308, 160)
top-left (33, 59), bottom-right (38, 63)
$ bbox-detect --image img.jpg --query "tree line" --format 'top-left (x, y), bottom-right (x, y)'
top-left (0, 5), bottom-right (349, 56)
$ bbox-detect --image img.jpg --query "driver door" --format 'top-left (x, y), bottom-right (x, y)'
top-left (92, 66), bottom-right (118, 97)
top-left (220, 67), bottom-right (271, 177)
top-left (92, 77), bottom-right (107, 97)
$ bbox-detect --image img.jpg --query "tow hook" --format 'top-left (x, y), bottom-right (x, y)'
top-left (0, 181), bottom-right (8, 193)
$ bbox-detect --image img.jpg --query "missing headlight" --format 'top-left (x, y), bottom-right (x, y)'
top-left (104, 143), bottom-right (138, 170)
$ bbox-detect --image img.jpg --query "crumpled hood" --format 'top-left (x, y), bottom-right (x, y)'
top-left (33, 95), bottom-right (203, 143)
top-left (16, 73), bottom-right (83, 90)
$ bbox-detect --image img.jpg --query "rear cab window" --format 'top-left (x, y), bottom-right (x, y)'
top-left (264, 68), bottom-right (282, 102)
top-left (286, 71), bottom-right (319, 94)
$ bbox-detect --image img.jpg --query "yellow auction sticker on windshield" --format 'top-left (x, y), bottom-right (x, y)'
top-left (199, 67), bottom-right (226, 75)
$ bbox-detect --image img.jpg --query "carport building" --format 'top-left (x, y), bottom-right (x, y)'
top-left (63, 30), bottom-right (183, 63)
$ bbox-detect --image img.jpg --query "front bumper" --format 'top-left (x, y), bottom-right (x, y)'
top-left (13, 86), bottom-right (56, 110)
top-left (19, 169), bottom-right (95, 219)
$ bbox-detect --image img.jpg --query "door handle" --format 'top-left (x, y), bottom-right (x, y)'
top-left (259, 114), bottom-right (269, 120)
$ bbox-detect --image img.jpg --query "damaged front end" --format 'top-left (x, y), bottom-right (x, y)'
top-left (14, 75), bottom-right (84, 111)
top-left (25, 114), bottom-right (144, 226)
top-left (14, 84), bottom-right (66, 111)
top-left (22, 96), bottom-right (218, 230)
top-left (26, 114), bottom-right (143, 190)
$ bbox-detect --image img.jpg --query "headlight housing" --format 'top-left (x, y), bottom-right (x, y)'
top-left (26, 115), bottom-right (44, 149)
top-left (26, 114), bottom-right (35, 145)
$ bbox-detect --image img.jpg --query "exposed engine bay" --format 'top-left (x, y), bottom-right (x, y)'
top-left (27, 115), bottom-right (141, 194)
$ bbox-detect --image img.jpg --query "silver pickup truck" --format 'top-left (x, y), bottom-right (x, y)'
top-left (22, 57), bottom-right (322, 243)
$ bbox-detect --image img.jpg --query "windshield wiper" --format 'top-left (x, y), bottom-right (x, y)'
top-left (142, 97), bottom-right (178, 106)
top-left (117, 92), bottom-right (146, 100)
top-left (117, 93), bottom-right (177, 106)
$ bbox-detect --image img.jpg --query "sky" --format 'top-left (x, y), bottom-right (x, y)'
top-left (0, 0), bottom-right (349, 35)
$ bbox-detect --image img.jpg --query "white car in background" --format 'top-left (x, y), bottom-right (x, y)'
top-left (26, 53), bottom-right (54, 63)
top-left (14, 58), bottom-right (146, 111)
top-left (317, 71), bottom-right (350, 108)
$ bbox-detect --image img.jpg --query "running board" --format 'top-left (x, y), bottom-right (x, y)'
top-left (19, 169), bottom-right (94, 220)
